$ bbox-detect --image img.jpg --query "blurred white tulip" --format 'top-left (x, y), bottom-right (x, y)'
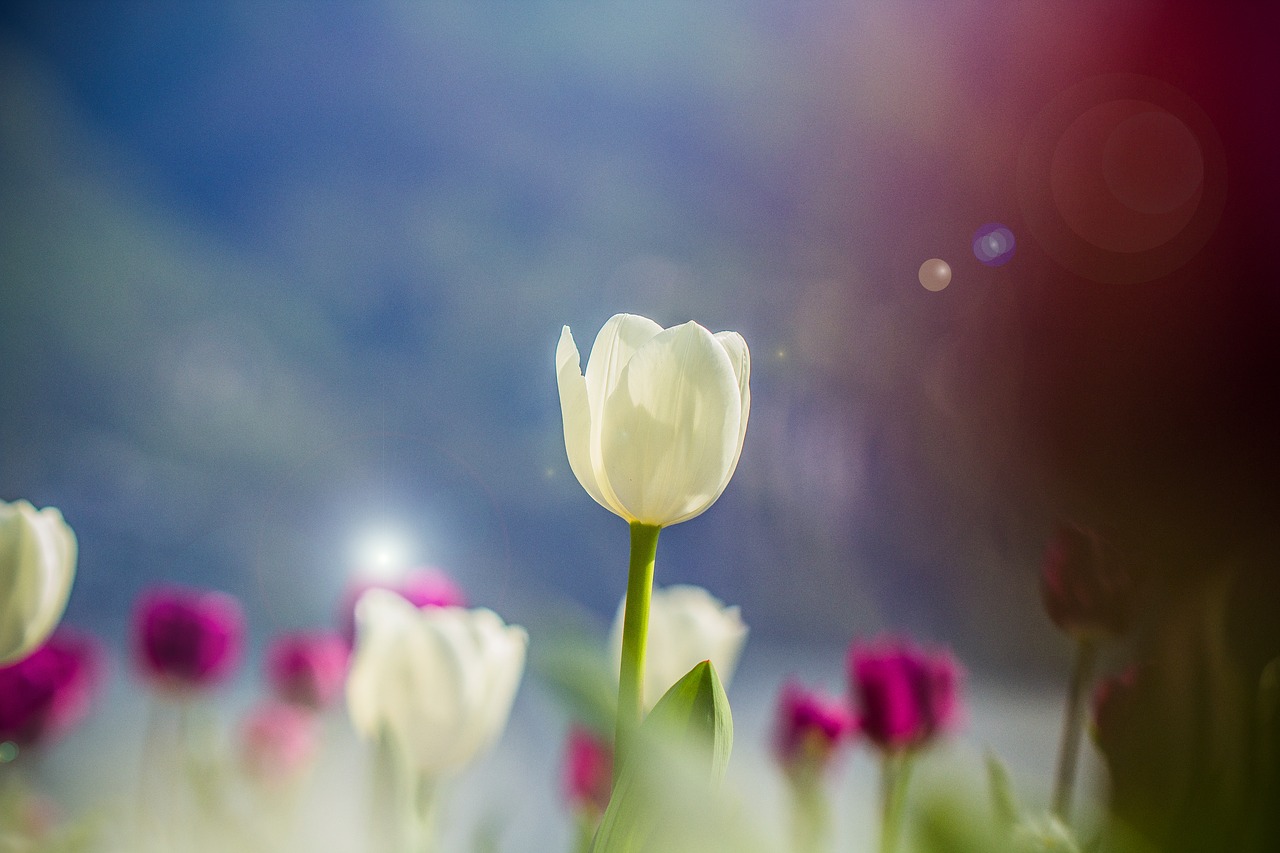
top-left (1, 499), bottom-right (77, 664)
top-left (610, 584), bottom-right (748, 711)
top-left (346, 590), bottom-right (528, 777)
top-left (557, 314), bottom-right (750, 528)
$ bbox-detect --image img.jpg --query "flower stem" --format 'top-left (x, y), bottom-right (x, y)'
top-left (788, 774), bottom-right (831, 853)
top-left (1052, 636), bottom-right (1099, 821)
top-left (879, 751), bottom-right (915, 853)
top-left (613, 521), bottom-right (661, 786)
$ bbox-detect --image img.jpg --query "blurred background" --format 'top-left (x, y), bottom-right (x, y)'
top-left (2, 1), bottom-right (1277, 850)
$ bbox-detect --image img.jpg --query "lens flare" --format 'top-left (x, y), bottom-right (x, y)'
top-left (972, 223), bottom-right (1016, 266)
top-left (918, 258), bottom-right (952, 292)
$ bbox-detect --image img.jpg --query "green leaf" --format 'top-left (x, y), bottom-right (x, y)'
top-left (984, 747), bottom-right (1021, 832)
top-left (642, 659), bottom-right (734, 784)
top-left (591, 660), bottom-right (735, 853)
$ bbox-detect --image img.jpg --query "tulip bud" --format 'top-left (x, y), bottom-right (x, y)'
top-left (1040, 524), bottom-right (1133, 639)
top-left (609, 584), bottom-right (748, 712)
top-left (265, 631), bottom-right (349, 711)
top-left (1090, 665), bottom-right (1138, 765)
top-left (772, 680), bottom-right (853, 777)
top-left (239, 700), bottom-right (319, 787)
top-left (346, 590), bottom-right (527, 777)
top-left (557, 314), bottom-right (750, 528)
top-left (848, 639), bottom-right (963, 751)
top-left (133, 586), bottom-right (245, 693)
top-left (1, 500), bottom-right (77, 664)
top-left (0, 630), bottom-right (99, 750)
top-left (562, 726), bottom-right (613, 815)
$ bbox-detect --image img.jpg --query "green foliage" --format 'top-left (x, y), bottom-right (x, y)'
top-left (591, 660), bottom-right (736, 853)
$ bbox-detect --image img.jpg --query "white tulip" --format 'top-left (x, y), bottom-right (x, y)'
top-left (610, 584), bottom-right (748, 711)
top-left (346, 590), bottom-right (527, 777)
top-left (557, 314), bottom-right (750, 528)
top-left (1, 499), bottom-right (77, 664)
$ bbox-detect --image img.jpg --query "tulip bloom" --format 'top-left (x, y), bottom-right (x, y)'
top-left (1, 500), bottom-right (77, 664)
top-left (1040, 524), bottom-right (1133, 640)
top-left (849, 640), bottom-right (963, 752)
top-left (239, 700), bottom-right (320, 786)
top-left (608, 584), bottom-right (748, 711)
top-left (133, 586), bottom-right (245, 692)
top-left (562, 726), bottom-right (614, 816)
top-left (265, 631), bottom-right (350, 711)
top-left (556, 314), bottom-right (750, 528)
top-left (772, 680), bottom-right (853, 775)
top-left (0, 630), bottom-right (99, 750)
top-left (346, 589), bottom-right (527, 777)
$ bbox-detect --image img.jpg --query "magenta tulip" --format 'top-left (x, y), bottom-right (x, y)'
top-left (133, 586), bottom-right (245, 692)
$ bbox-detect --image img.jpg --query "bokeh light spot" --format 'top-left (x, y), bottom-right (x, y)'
top-left (350, 525), bottom-right (416, 582)
top-left (918, 259), bottom-right (952, 291)
top-left (972, 223), bottom-right (1017, 266)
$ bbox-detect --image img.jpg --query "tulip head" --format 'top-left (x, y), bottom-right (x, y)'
top-left (0, 630), bottom-right (99, 750)
top-left (265, 631), bottom-right (350, 711)
top-left (562, 725), bottom-right (614, 816)
top-left (848, 639), bottom-right (963, 752)
top-left (609, 584), bottom-right (748, 712)
top-left (1090, 665), bottom-right (1139, 766)
top-left (557, 314), bottom-right (750, 527)
top-left (239, 700), bottom-right (320, 787)
top-left (1040, 524), bottom-right (1134, 640)
top-left (346, 590), bottom-right (527, 777)
top-left (1, 500), bottom-right (77, 664)
top-left (771, 680), bottom-right (853, 778)
top-left (133, 586), bottom-right (245, 693)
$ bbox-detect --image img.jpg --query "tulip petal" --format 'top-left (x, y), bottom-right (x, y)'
top-left (0, 501), bottom-right (76, 663)
top-left (600, 321), bottom-right (741, 526)
top-left (557, 326), bottom-right (610, 512)
top-left (584, 314), bottom-right (664, 416)
top-left (584, 314), bottom-right (664, 515)
top-left (661, 331), bottom-right (751, 526)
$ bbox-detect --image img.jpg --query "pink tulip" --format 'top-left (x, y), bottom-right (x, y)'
top-left (848, 640), bottom-right (963, 751)
top-left (772, 680), bottom-right (853, 774)
top-left (0, 630), bottom-right (100, 749)
top-left (562, 726), bottom-right (613, 815)
top-left (239, 700), bottom-right (319, 785)
top-left (265, 631), bottom-right (349, 711)
top-left (133, 586), bottom-right (245, 692)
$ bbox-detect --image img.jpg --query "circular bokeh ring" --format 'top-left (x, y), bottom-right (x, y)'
top-left (1017, 74), bottom-right (1226, 284)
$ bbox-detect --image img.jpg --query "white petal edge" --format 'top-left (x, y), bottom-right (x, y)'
top-left (583, 314), bottom-right (664, 518)
top-left (557, 326), bottom-right (612, 514)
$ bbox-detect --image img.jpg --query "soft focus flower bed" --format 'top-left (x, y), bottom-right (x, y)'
top-left (2, 314), bottom-right (1278, 853)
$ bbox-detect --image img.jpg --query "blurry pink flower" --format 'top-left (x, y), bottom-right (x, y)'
top-left (133, 586), bottom-right (244, 692)
top-left (562, 726), bottom-right (613, 815)
top-left (0, 630), bottom-right (100, 749)
top-left (772, 680), bottom-right (853, 774)
top-left (339, 567), bottom-right (466, 644)
top-left (239, 700), bottom-right (319, 785)
top-left (848, 640), bottom-right (963, 751)
top-left (265, 631), bottom-right (349, 711)
top-left (1091, 666), bottom-right (1138, 762)
top-left (1041, 524), bottom-right (1133, 639)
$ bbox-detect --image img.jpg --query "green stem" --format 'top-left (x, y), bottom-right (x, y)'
top-left (1052, 636), bottom-right (1099, 821)
top-left (788, 774), bottom-right (831, 853)
top-left (613, 521), bottom-right (661, 786)
top-left (879, 751), bottom-right (915, 853)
